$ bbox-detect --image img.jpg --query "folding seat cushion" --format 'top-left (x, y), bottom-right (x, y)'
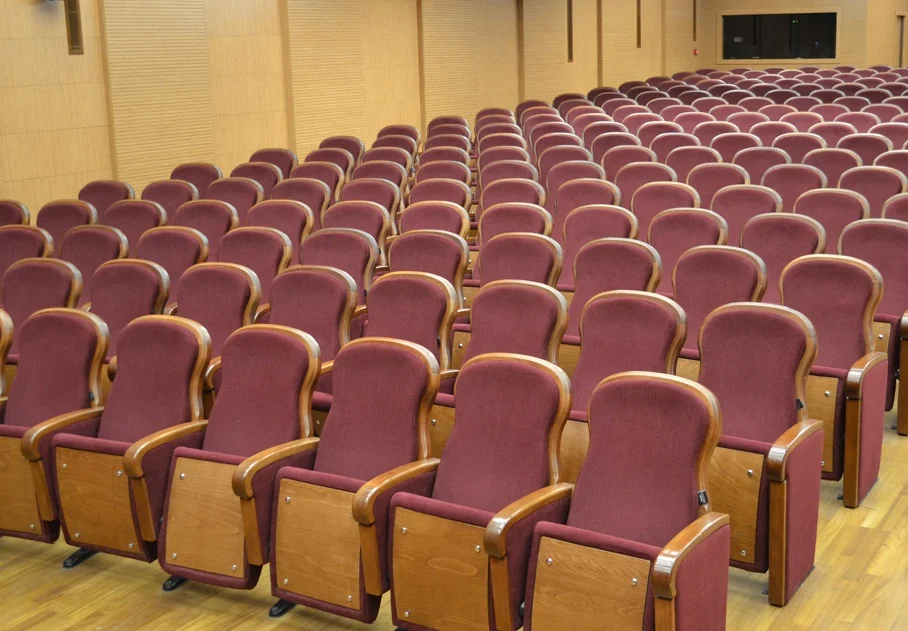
top-left (696, 303), bottom-right (822, 605)
top-left (590, 132), bottom-right (640, 163)
top-left (246, 200), bottom-right (314, 265)
top-left (650, 133), bottom-right (700, 162)
top-left (140, 180), bottom-right (198, 220)
top-left (135, 227), bottom-right (209, 298)
top-left (470, 233), bottom-right (562, 288)
top-left (390, 353), bottom-right (572, 631)
top-left (740, 214), bottom-right (825, 304)
top-left (793, 189), bottom-right (870, 252)
top-left (409, 179), bottom-right (472, 211)
top-left (87, 260), bottom-right (169, 358)
top-left (711, 185), bottom-right (783, 246)
top-left (0, 308), bottom-right (106, 544)
top-left (566, 238), bottom-right (660, 337)
top-left (319, 136), bottom-right (365, 166)
top-left (772, 132), bottom-right (827, 162)
top-left (661, 104), bottom-right (696, 120)
top-left (477, 133), bottom-right (529, 156)
top-left (79, 180), bottom-right (135, 215)
top-left (380, 124), bottom-right (422, 145)
top-left (350, 160), bottom-right (409, 196)
top-left (386, 231), bottom-right (470, 306)
top-left (229, 162), bottom-right (282, 198)
top-left (398, 201), bottom-right (471, 238)
top-left (171, 163), bottom-right (223, 198)
top-left (0, 199), bottom-right (30, 227)
top-left (761, 164), bottom-right (828, 213)
top-left (780, 255), bottom-right (887, 507)
top-left (840, 219), bottom-right (908, 421)
top-left (674, 111), bottom-right (716, 134)
top-left (802, 148), bottom-right (862, 190)
top-left (711, 132), bottom-right (762, 162)
top-left (666, 146), bottom-right (722, 183)
top-left (740, 96), bottom-right (774, 112)
top-left (373, 134), bottom-right (419, 159)
top-left (808, 121), bottom-right (858, 147)
top-left (687, 163), bottom-right (749, 208)
top-left (479, 178), bottom-right (546, 218)
top-left (50, 315), bottom-right (211, 565)
top-left (522, 372), bottom-right (729, 631)
top-left (708, 104), bottom-right (746, 121)
top-left (629, 181), bottom-right (699, 241)
top-left (206, 177), bottom-right (264, 227)
top-left (308, 147), bottom-right (359, 180)
top-left (217, 228), bottom-right (292, 310)
top-left (271, 178), bottom-right (331, 231)
top-left (649, 209), bottom-right (729, 294)
top-left (2, 259), bottom-right (82, 362)
top-left (37, 200), bottom-right (98, 249)
top-left (338, 177), bottom-right (401, 226)
top-left (154, 324), bottom-right (320, 593)
top-left (750, 121), bottom-right (798, 147)
top-left (559, 206), bottom-right (637, 289)
top-left (693, 121), bottom-right (739, 147)
top-left (0, 225), bottom-right (53, 285)
top-left (250, 147), bottom-right (299, 178)
top-left (415, 161), bottom-right (471, 185)
top-left (839, 166), bottom-right (908, 216)
top-left (837, 133), bottom-right (894, 167)
top-left (100, 200), bottom-right (166, 258)
top-left (172, 200), bottom-right (238, 260)
top-left (672, 246), bottom-right (766, 377)
top-left (539, 149), bottom-right (596, 203)
top-left (780, 111), bottom-right (824, 133)
top-left (835, 111), bottom-right (881, 133)
top-left (59, 226), bottom-right (129, 307)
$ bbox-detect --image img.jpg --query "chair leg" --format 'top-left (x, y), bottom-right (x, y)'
top-left (62, 548), bottom-right (97, 569)
top-left (268, 599), bottom-right (296, 618)
top-left (162, 575), bottom-right (189, 592)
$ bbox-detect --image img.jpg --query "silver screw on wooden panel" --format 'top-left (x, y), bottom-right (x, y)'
top-left (740, 549), bottom-right (747, 557)
top-left (879, 334), bottom-right (885, 339)
top-left (457, 343), bottom-right (463, 348)
top-left (404, 611), bottom-right (411, 618)
top-left (74, 532), bottom-right (80, 539)
top-left (546, 557), bottom-right (553, 566)
top-left (179, 473), bottom-right (185, 479)
top-left (401, 527), bottom-right (408, 534)
top-left (285, 496), bottom-right (291, 504)
top-left (283, 578), bottom-right (289, 585)
top-left (62, 463), bottom-right (67, 469)
top-left (631, 578), bottom-right (638, 586)
top-left (347, 594), bottom-right (353, 602)
top-left (821, 460), bottom-right (825, 467)
top-left (29, 524), bottom-right (35, 530)
top-left (824, 391), bottom-right (831, 397)
top-left (474, 545), bottom-right (481, 553)
top-left (747, 469), bottom-right (754, 477)
top-left (116, 470), bottom-right (123, 477)
top-left (431, 419), bottom-right (437, 426)
top-left (172, 552), bottom-right (177, 559)
top-left (128, 543), bottom-right (134, 549)
top-left (232, 564), bottom-right (237, 572)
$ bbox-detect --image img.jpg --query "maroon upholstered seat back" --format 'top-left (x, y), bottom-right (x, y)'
top-left (463, 281), bottom-right (566, 366)
top-left (365, 272), bottom-right (457, 365)
top-left (553, 179), bottom-right (620, 241)
top-left (569, 372), bottom-right (718, 547)
top-left (415, 160), bottom-right (471, 185)
top-left (601, 146), bottom-right (655, 181)
top-left (688, 163), bottom-right (749, 208)
top-left (206, 177), bottom-right (264, 226)
top-left (839, 166), bottom-right (907, 217)
top-left (673, 246), bottom-right (766, 353)
top-left (479, 161), bottom-right (539, 192)
top-left (409, 179), bottom-right (472, 209)
top-left (478, 202), bottom-right (552, 246)
top-left (840, 219), bottom-right (908, 318)
top-left (290, 162), bottom-right (345, 202)
top-left (314, 338), bottom-right (439, 481)
top-left (837, 134), bottom-right (893, 168)
top-left (269, 266), bottom-right (356, 360)
top-left (89, 260), bottom-right (168, 358)
top-left (761, 164), bottom-right (827, 213)
top-left (204, 326), bottom-right (319, 456)
top-left (246, 200), bottom-right (314, 264)
top-left (271, 178), bottom-right (332, 231)
top-left (398, 201), bottom-right (470, 237)
top-left (79, 180), bottom-right (134, 215)
top-left (299, 228), bottom-right (379, 305)
top-left (2, 259), bottom-right (81, 358)
top-left (649, 209), bottom-right (728, 293)
top-left (373, 134), bottom-right (418, 158)
top-left (323, 202), bottom-right (391, 257)
top-left (0, 225), bottom-right (53, 282)
top-left (217, 227), bottom-right (292, 305)
top-left (171, 163), bottom-right (223, 198)
top-left (339, 178), bottom-right (400, 215)
top-left (59, 226), bottom-right (128, 307)
top-left (802, 149), bottom-right (862, 192)
top-left (711, 185), bottom-right (782, 246)
top-left (423, 147), bottom-right (473, 167)
top-left (360, 147), bottom-right (410, 171)
top-left (3, 309), bottom-right (106, 429)
top-left (319, 136), bottom-right (365, 165)
top-left (387, 231), bottom-right (469, 295)
top-left (250, 148), bottom-right (299, 179)
top-left (135, 227), bottom-right (208, 294)
top-left (432, 354), bottom-right (569, 512)
top-left (781, 255), bottom-right (882, 370)
top-left (479, 179), bottom-right (546, 217)
top-left (629, 181), bottom-right (697, 239)
top-left (772, 132), bottom-right (826, 163)
top-left (173, 200), bottom-right (238, 260)
top-left (141, 180), bottom-right (199, 220)
top-left (478, 233), bottom-right (562, 286)
top-left (0, 200), bottom-right (29, 226)
top-left (572, 292), bottom-right (685, 414)
top-left (102, 200), bottom-right (167, 257)
top-left (37, 200), bottom-right (98, 248)
top-left (229, 162), bottom-right (283, 198)
top-left (173, 263), bottom-right (260, 357)
top-left (561, 205), bottom-right (637, 288)
top-left (794, 189), bottom-right (870, 252)
top-left (699, 304), bottom-right (815, 444)
top-left (666, 146), bottom-right (722, 182)
top-left (711, 132), bottom-right (761, 162)
top-left (98, 316), bottom-right (211, 443)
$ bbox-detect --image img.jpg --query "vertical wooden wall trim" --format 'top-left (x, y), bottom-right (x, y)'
top-left (517, 0), bottom-right (527, 102)
top-left (416, 0), bottom-right (428, 131)
top-left (279, 0), bottom-right (297, 153)
top-left (98, 0), bottom-right (119, 180)
top-left (637, 0), bottom-right (643, 48)
top-left (597, 0), bottom-right (604, 86)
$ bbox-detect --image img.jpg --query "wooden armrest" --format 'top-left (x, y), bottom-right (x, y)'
top-left (845, 351), bottom-right (888, 399)
top-left (766, 420), bottom-right (824, 483)
top-left (320, 360), bottom-right (334, 376)
top-left (123, 421), bottom-right (208, 479)
top-left (352, 458), bottom-right (440, 526)
top-left (484, 483), bottom-right (574, 558)
top-left (107, 356), bottom-right (118, 381)
top-left (900, 313), bottom-right (908, 340)
top-left (439, 369), bottom-right (459, 382)
top-left (231, 437), bottom-right (320, 499)
top-left (455, 307), bottom-right (470, 320)
top-left (80, 302), bottom-right (92, 312)
top-left (204, 357), bottom-right (222, 390)
top-left (254, 303), bottom-right (271, 323)
top-left (163, 302), bottom-right (178, 316)
top-left (652, 512), bottom-right (730, 599)
top-left (373, 265), bottom-right (390, 274)
top-left (21, 407), bottom-right (105, 461)
top-left (353, 305), bottom-right (367, 318)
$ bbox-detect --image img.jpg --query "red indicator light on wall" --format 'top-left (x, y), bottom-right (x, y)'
top-left (693, 48), bottom-right (700, 56)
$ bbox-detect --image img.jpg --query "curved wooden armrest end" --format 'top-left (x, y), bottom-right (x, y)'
top-left (21, 407), bottom-right (105, 461)
top-left (352, 458), bottom-right (441, 526)
top-left (254, 304), bottom-right (271, 323)
top-left (845, 351), bottom-right (888, 399)
top-left (899, 312), bottom-right (908, 339)
top-left (319, 360), bottom-right (334, 376)
top-left (232, 437), bottom-right (320, 499)
top-left (123, 421), bottom-right (208, 479)
top-left (373, 265), bottom-right (390, 274)
top-left (107, 357), bottom-right (118, 381)
top-left (439, 369), bottom-right (459, 382)
top-left (204, 357), bottom-right (222, 390)
top-left (353, 305), bottom-right (368, 319)
top-left (455, 308), bottom-right (470, 320)
top-left (766, 420), bottom-right (824, 482)
top-left (163, 302), bottom-right (178, 316)
top-left (484, 483), bottom-right (574, 559)
top-left (80, 302), bottom-right (92, 312)
top-left (652, 512), bottom-right (730, 599)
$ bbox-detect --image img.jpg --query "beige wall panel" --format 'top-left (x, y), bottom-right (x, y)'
top-left (565, 0), bottom-right (600, 93)
top-left (0, 0), bottom-right (112, 215)
top-left (478, 0), bottom-right (520, 110)
top-left (522, 0), bottom-right (570, 101)
top-left (664, 0), bottom-right (708, 75)
top-left (865, 0), bottom-right (908, 67)
top-left (601, 0), bottom-right (664, 87)
top-left (207, 0), bottom-right (289, 173)
top-left (103, 0), bottom-right (214, 192)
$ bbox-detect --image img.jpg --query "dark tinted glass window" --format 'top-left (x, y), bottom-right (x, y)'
top-left (723, 13), bottom-right (836, 60)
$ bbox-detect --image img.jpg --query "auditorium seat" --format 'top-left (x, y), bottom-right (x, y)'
top-left (834, 111), bottom-right (880, 133)
top-left (173, 200), bottom-right (238, 260)
top-left (171, 163), bottom-right (222, 198)
top-left (0, 200), bottom-right (30, 226)
top-left (868, 122), bottom-right (908, 150)
top-left (471, 201), bottom-right (552, 266)
top-left (521, 372), bottom-right (729, 631)
top-left (793, 189), bottom-right (870, 252)
top-left (591, 133), bottom-right (644, 165)
top-left (802, 148), bottom-right (862, 191)
top-left (0, 225), bottom-right (54, 286)
top-left (245, 201), bottom-right (312, 264)
top-left (205, 177), bottom-right (264, 227)
top-left (772, 132), bottom-right (827, 162)
top-left (290, 161), bottom-right (345, 203)
top-left (0, 308), bottom-right (106, 544)
top-left (751, 121), bottom-right (798, 147)
top-left (544, 160), bottom-right (604, 222)
top-left (688, 163), bottom-right (749, 208)
top-left (479, 178), bottom-right (546, 217)
top-left (780, 255), bottom-right (887, 508)
top-left (384, 230), bottom-right (470, 305)
top-left (250, 147), bottom-right (299, 179)
top-left (217, 228), bottom-right (292, 312)
top-left (837, 134), bottom-right (894, 168)
top-left (59, 226), bottom-right (128, 307)
top-left (50, 315), bottom-right (211, 567)
top-left (711, 185), bottom-right (783, 246)
top-left (583, 122), bottom-right (628, 149)
top-left (649, 208), bottom-right (729, 295)
top-left (140, 180), bottom-right (198, 221)
top-left (710, 132), bottom-right (762, 162)
top-left (675, 111), bottom-right (716, 134)
top-left (415, 160), bottom-right (471, 185)
top-left (408, 179), bottom-right (472, 211)
top-left (398, 201), bottom-right (471, 238)
top-left (308, 147), bottom-right (359, 180)
top-left (698, 303), bottom-right (822, 605)
top-left (135, 227), bottom-right (209, 298)
top-left (424, 134), bottom-right (470, 154)
top-left (338, 178), bottom-right (401, 229)
top-left (863, 103), bottom-right (902, 123)
top-left (79, 180), bottom-right (135, 215)
top-left (650, 132), bottom-right (700, 162)
top-left (667, 146), bottom-right (722, 182)
top-left (709, 104), bottom-right (746, 122)
top-left (229, 162), bottom-right (282, 199)
top-left (479, 160), bottom-right (539, 201)
top-left (470, 232), bottom-right (561, 291)
top-left (37, 200), bottom-right (98, 250)
top-left (807, 121), bottom-right (858, 148)
top-left (838, 165), bottom-right (908, 216)
top-left (762, 164), bottom-right (828, 212)
top-left (318, 137), bottom-right (364, 168)
top-left (373, 134), bottom-right (419, 160)
top-left (559, 205), bottom-right (637, 289)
